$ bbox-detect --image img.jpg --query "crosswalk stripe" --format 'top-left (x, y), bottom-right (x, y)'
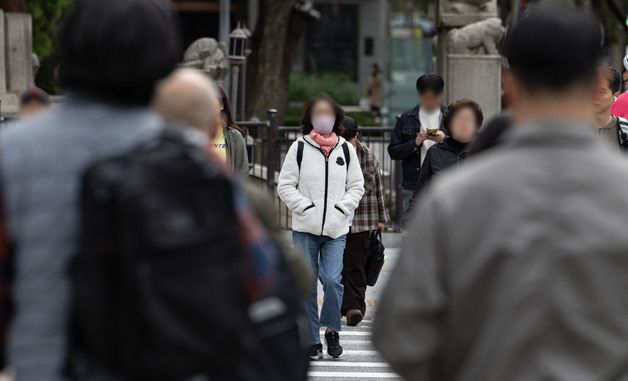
top-left (334, 339), bottom-right (371, 344)
top-left (342, 349), bottom-right (379, 356)
top-left (319, 330), bottom-right (370, 336)
top-left (308, 371), bottom-right (398, 378)
top-left (310, 361), bottom-right (390, 368)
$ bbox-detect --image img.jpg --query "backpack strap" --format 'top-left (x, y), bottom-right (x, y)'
top-left (341, 142), bottom-right (350, 172)
top-left (297, 141), bottom-right (304, 170)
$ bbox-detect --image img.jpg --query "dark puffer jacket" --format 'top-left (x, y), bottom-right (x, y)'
top-left (409, 138), bottom-right (468, 208)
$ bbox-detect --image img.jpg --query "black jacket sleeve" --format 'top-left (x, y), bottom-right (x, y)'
top-left (414, 151), bottom-right (434, 196)
top-left (405, 150), bottom-right (434, 216)
top-left (388, 117), bottom-right (418, 160)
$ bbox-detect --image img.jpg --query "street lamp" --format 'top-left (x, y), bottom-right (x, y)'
top-left (240, 25), bottom-right (252, 121)
top-left (228, 23), bottom-right (248, 120)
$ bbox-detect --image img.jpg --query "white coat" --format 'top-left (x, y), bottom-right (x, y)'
top-left (278, 135), bottom-right (365, 239)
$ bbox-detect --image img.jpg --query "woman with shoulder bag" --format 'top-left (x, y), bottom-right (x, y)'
top-left (338, 117), bottom-right (389, 327)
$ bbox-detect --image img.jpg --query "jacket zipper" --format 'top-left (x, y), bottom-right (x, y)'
top-left (321, 155), bottom-right (330, 235)
top-left (302, 137), bottom-right (339, 236)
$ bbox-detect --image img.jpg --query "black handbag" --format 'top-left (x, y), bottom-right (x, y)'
top-left (365, 231), bottom-right (385, 287)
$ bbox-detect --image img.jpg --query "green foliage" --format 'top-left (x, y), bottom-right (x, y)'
top-left (289, 72), bottom-right (362, 105)
top-left (27, 0), bottom-right (73, 59)
top-left (284, 104), bottom-right (376, 126)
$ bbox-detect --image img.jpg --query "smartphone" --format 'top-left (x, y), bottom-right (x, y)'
top-left (426, 128), bottom-right (439, 135)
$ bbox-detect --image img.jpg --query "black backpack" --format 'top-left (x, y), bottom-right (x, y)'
top-left (67, 130), bottom-right (257, 380)
top-left (296, 139), bottom-right (351, 171)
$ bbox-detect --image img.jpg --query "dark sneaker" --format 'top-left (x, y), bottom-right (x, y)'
top-left (308, 343), bottom-right (323, 360)
top-left (346, 309), bottom-right (363, 327)
top-left (325, 330), bottom-right (343, 359)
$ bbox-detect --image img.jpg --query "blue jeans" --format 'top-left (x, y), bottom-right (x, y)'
top-left (293, 231), bottom-right (347, 345)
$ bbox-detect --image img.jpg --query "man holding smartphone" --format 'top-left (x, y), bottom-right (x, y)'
top-left (388, 74), bottom-right (446, 215)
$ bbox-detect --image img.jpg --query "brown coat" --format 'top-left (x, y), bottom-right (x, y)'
top-left (367, 73), bottom-right (384, 108)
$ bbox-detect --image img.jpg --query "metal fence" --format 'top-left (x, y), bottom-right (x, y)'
top-left (239, 110), bottom-right (404, 231)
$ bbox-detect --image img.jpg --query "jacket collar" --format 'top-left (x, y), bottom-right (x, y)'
top-left (302, 134), bottom-right (343, 150)
top-left (501, 120), bottom-right (599, 150)
top-left (441, 137), bottom-right (468, 153)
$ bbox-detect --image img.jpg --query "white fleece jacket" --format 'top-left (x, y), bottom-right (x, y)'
top-left (278, 135), bottom-right (365, 239)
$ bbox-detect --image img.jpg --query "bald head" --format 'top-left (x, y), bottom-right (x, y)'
top-left (154, 68), bottom-right (221, 132)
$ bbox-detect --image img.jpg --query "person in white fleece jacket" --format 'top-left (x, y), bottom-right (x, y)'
top-left (278, 94), bottom-right (364, 361)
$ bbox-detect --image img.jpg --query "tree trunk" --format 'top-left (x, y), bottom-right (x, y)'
top-left (247, 0), bottom-right (294, 122)
top-left (247, 0), bottom-right (314, 124)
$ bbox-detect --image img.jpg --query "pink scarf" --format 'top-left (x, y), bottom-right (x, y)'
top-left (309, 132), bottom-right (338, 157)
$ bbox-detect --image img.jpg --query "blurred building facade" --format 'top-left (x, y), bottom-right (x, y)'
top-left (173, 0), bottom-right (390, 93)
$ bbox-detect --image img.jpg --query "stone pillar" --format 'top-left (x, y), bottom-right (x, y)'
top-left (437, 0), bottom-right (503, 118)
top-left (0, 10), bottom-right (6, 94)
top-left (6, 12), bottom-right (32, 94)
top-left (447, 54), bottom-right (501, 119)
top-left (436, 0), bottom-right (496, 82)
top-left (0, 11), bottom-right (33, 115)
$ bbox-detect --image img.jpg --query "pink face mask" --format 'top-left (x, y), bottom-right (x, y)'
top-left (311, 115), bottom-right (335, 134)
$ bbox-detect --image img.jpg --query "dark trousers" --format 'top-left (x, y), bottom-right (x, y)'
top-left (341, 230), bottom-right (371, 316)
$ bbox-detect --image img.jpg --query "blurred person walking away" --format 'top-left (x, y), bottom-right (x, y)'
top-left (154, 68), bottom-right (312, 299)
top-left (214, 86), bottom-right (249, 175)
top-left (0, 1), bottom-right (283, 380)
top-left (610, 54), bottom-right (628, 118)
top-left (388, 74), bottom-right (446, 214)
top-left (366, 64), bottom-right (384, 123)
top-left (594, 65), bottom-right (628, 153)
top-left (19, 88), bottom-right (50, 119)
top-left (338, 117), bottom-right (389, 327)
top-left (374, 7), bottom-right (628, 381)
top-left (0, 0), bottom-right (181, 379)
top-left (411, 99), bottom-right (483, 198)
top-left (153, 68), bottom-right (310, 381)
top-left (277, 94), bottom-right (364, 360)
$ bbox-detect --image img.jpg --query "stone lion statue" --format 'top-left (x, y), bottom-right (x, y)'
top-left (447, 17), bottom-right (505, 55)
top-left (181, 38), bottom-right (229, 81)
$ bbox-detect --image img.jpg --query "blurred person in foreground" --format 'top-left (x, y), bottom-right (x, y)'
top-left (0, 0), bottom-right (179, 378)
top-left (374, 6), bottom-right (628, 381)
top-left (610, 54), bottom-right (628, 118)
top-left (153, 68), bottom-right (218, 136)
top-left (0, 0), bottom-right (274, 380)
top-left (388, 74), bottom-right (446, 213)
top-left (153, 67), bottom-right (312, 299)
top-left (153, 68), bottom-right (311, 380)
top-left (338, 116), bottom-right (389, 327)
top-left (594, 65), bottom-right (628, 152)
top-left (19, 87), bottom-right (50, 118)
